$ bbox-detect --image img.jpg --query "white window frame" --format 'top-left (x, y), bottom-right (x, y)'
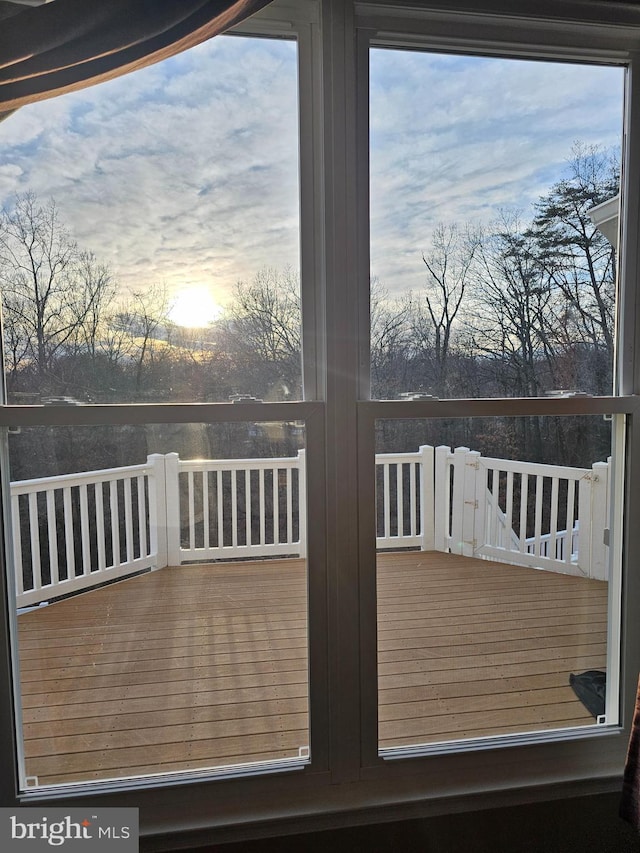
top-left (0, 0), bottom-right (332, 804)
top-left (0, 0), bottom-right (639, 847)
top-left (355, 8), bottom-right (638, 774)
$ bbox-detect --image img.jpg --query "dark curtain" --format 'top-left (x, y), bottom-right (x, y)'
top-left (621, 676), bottom-right (640, 829)
top-left (0, 0), bottom-right (272, 118)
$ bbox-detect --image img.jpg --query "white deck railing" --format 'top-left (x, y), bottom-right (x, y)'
top-left (434, 446), bottom-right (610, 581)
top-left (12, 445), bottom-right (610, 607)
top-left (12, 459), bottom-right (162, 608)
top-left (164, 451), bottom-right (307, 565)
top-left (375, 448), bottom-right (435, 550)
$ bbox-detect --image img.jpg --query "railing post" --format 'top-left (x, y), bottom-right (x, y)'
top-left (590, 461), bottom-right (609, 581)
top-left (450, 447), bottom-right (467, 554)
top-left (165, 452), bottom-right (182, 566)
top-left (577, 473), bottom-right (593, 578)
top-left (472, 453), bottom-right (487, 557)
top-left (297, 450), bottom-right (307, 559)
top-left (11, 493), bottom-right (23, 599)
top-left (450, 447), bottom-right (478, 556)
top-left (434, 446), bottom-right (451, 551)
top-left (463, 450), bottom-right (480, 558)
top-left (147, 454), bottom-right (167, 570)
top-left (419, 445), bottom-right (435, 550)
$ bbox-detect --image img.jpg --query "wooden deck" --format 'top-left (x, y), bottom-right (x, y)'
top-left (377, 552), bottom-right (607, 749)
top-left (17, 552), bottom-right (607, 786)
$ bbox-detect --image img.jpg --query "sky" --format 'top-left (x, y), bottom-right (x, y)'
top-left (0, 35), bottom-right (300, 320)
top-left (370, 50), bottom-right (624, 295)
top-left (0, 34), bottom-right (626, 316)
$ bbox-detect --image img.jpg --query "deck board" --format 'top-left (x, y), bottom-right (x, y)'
top-left (17, 551), bottom-right (608, 785)
top-left (377, 552), bottom-right (607, 749)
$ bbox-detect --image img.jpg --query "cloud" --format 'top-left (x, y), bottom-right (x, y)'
top-left (370, 51), bottom-right (623, 295)
top-left (0, 35), bottom-right (300, 305)
top-left (0, 39), bottom-right (624, 306)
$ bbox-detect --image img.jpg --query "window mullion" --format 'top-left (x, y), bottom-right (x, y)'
top-left (619, 56), bottom-right (640, 396)
top-left (321, 0), bottom-right (363, 784)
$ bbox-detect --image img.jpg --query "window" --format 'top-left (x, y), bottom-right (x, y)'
top-left (355, 13), bottom-right (636, 778)
top-left (373, 414), bottom-right (623, 753)
top-left (0, 0), bottom-right (638, 845)
top-left (0, 6), bottom-right (328, 793)
top-left (12, 422), bottom-right (311, 787)
top-left (369, 51), bottom-right (623, 401)
top-left (367, 47), bottom-right (626, 755)
top-left (0, 34), bottom-right (301, 406)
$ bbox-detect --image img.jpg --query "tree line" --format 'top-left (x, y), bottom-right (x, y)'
top-left (0, 191), bottom-right (300, 406)
top-left (371, 145), bottom-right (617, 466)
top-left (371, 145), bottom-right (617, 402)
top-left (0, 144), bottom-right (618, 474)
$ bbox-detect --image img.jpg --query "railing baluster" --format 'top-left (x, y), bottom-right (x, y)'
top-left (79, 483), bottom-right (91, 576)
top-left (272, 466), bottom-right (279, 545)
top-left (533, 475), bottom-right (544, 556)
top-left (110, 480), bottom-right (120, 567)
top-left (245, 469), bottom-right (252, 547)
top-left (567, 479), bottom-right (576, 561)
top-left (217, 469), bottom-right (223, 548)
top-left (488, 467), bottom-right (498, 547)
top-left (95, 481), bottom-right (106, 571)
top-left (259, 468), bottom-right (266, 547)
top-left (232, 469), bottom-right (238, 548)
top-left (202, 470), bottom-right (210, 551)
top-left (46, 490), bottom-right (59, 587)
top-left (519, 472), bottom-right (528, 553)
top-left (505, 471), bottom-right (514, 552)
top-left (28, 492), bottom-right (41, 592)
top-left (549, 477), bottom-right (559, 561)
top-left (124, 477), bottom-right (133, 564)
top-left (63, 486), bottom-right (75, 579)
top-left (396, 463), bottom-right (403, 538)
top-left (188, 471), bottom-right (195, 551)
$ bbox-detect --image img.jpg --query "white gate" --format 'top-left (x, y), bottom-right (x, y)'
top-left (436, 446), bottom-right (610, 580)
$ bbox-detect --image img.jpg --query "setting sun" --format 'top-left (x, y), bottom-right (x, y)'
top-left (169, 286), bottom-right (224, 328)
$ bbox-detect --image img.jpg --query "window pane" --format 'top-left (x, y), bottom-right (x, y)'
top-left (0, 35), bottom-right (301, 404)
top-left (10, 421), bottom-right (309, 787)
top-left (370, 50), bottom-right (624, 399)
top-left (375, 416), bottom-right (620, 752)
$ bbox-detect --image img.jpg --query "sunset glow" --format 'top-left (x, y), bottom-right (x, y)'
top-left (169, 286), bottom-right (224, 328)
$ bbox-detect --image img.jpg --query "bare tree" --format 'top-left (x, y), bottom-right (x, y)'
top-left (0, 192), bottom-right (116, 394)
top-left (470, 217), bottom-right (557, 399)
top-left (409, 223), bottom-right (478, 396)
top-left (109, 284), bottom-right (170, 396)
top-left (1, 287), bottom-right (31, 388)
top-left (74, 252), bottom-right (117, 359)
top-left (220, 267), bottom-right (301, 400)
top-left (370, 278), bottom-right (411, 398)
